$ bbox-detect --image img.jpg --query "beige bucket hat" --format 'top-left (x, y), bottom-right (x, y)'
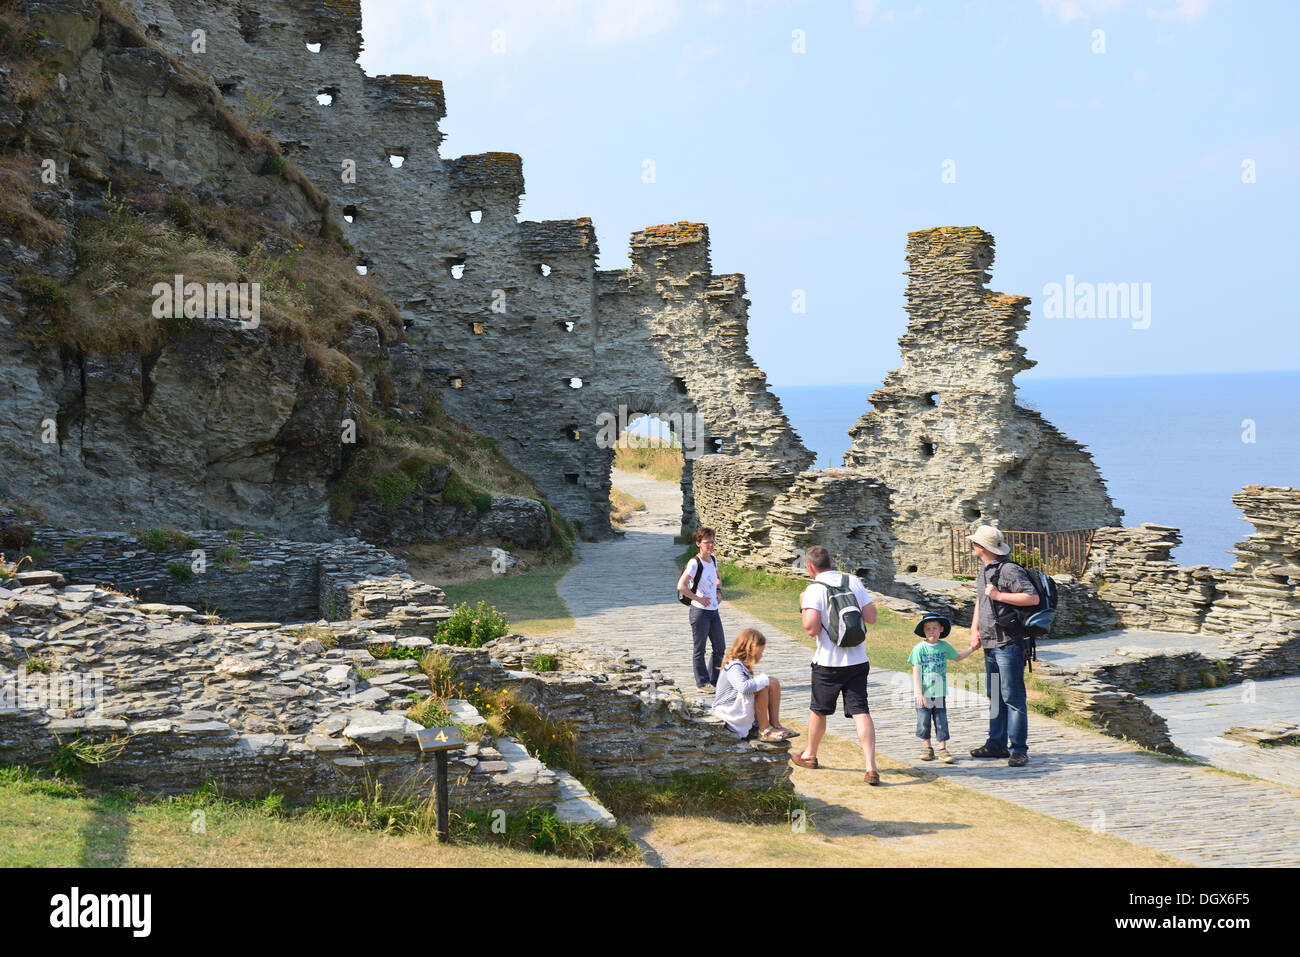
top-left (967, 524), bottom-right (1010, 555)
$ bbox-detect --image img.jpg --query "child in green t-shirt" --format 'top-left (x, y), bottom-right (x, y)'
top-left (908, 614), bottom-right (975, 763)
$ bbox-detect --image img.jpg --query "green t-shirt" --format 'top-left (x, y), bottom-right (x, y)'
top-left (908, 640), bottom-right (959, 700)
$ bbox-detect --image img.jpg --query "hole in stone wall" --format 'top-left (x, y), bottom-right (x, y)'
top-left (673, 376), bottom-right (688, 395)
top-left (924, 392), bottom-right (938, 406)
top-left (146, 23), bottom-right (163, 40)
top-left (555, 320), bottom-right (575, 332)
top-left (447, 258), bottom-right (466, 280)
top-left (565, 426), bottom-right (580, 441)
top-left (469, 209), bottom-right (483, 224)
top-left (471, 322), bottom-right (484, 335)
top-left (921, 440), bottom-right (936, 457)
top-left (565, 473), bottom-right (580, 485)
top-left (237, 5), bottom-right (262, 43)
top-left (217, 82), bottom-right (237, 96)
top-left (355, 264), bottom-right (369, 275)
top-left (964, 506), bottom-right (981, 520)
top-left (305, 41), bottom-right (322, 53)
top-left (449, 376), bottom-right (463, 389)
top-left (342, 205), bottom-right (357, 223)
top-left (907, 564), bottom-right (919, 573)
top-left (566, 377), bottom-right (583, 389)
top-left (389, 154), bottom-right (406, 168)
top-left (316, 90), bottom-right (336, 107)
top-left (539, 263), bottom-right (552, 277)
top-left (710, 438), bottom-right (723, 454)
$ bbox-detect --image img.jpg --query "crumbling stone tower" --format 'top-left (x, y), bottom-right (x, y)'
top-left (125, 0), bottom-right (810, 538)
top-left (844, 227), bottom-right (1122, 575)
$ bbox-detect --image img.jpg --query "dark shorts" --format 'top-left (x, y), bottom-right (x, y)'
top-left (809, 661), bottom-right (870, 717)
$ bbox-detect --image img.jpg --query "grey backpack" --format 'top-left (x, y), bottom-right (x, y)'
top-left (819, 574), bottom-right (867, 648)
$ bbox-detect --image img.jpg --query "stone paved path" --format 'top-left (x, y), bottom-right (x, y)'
top-left (554, 470), bottom-right (1300, 867)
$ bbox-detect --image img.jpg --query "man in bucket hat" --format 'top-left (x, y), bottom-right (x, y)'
top-left (966, 525), bottom-right (1039, 767)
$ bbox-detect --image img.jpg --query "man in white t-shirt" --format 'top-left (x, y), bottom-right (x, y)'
top-left (789, 545), bottom-right (881, 784)
top-left (677, 526), bottom-right (724, 689)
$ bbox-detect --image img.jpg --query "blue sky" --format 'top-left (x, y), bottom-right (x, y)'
top-left (356, 0), bottom-right (1298, 386)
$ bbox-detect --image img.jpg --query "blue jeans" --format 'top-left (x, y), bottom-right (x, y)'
top-left (688, 607), bottom-right (724, 686)
top-left (984, 642), bottom-right (1028, 754)
top-left (916, 701), bottom-right (949, 742)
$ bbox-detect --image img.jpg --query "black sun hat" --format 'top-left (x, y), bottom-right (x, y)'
top-left (913, 614), bottom-right (952, 640)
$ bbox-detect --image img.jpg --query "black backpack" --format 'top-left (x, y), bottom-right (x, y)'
top-left (678, 556), bottom-right (710, 606)
top-left (990, 562), bottom-right (1058, 671)
top-left (817, 574), bottom-right (867, 648)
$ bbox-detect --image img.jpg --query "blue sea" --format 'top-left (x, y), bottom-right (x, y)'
top-left (771, 372), bottom-right (1300, 568)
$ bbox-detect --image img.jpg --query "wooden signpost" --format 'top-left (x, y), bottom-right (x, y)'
top-left (415, 725), bottom-right (466, 843)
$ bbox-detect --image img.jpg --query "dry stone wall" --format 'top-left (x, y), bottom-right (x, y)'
top-left (123, 0), bottom-right (811, 539)
top-left (843, 227), bottom-right (1122, 577)
top-left (1083, 488), bottom-right (1300, 636)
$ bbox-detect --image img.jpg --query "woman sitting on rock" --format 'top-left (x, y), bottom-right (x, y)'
top-left (712, 628), bottom-right (797, 742)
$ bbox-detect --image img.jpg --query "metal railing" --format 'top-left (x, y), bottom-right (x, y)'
top-left (950, 527), bottom-right (1096, 578)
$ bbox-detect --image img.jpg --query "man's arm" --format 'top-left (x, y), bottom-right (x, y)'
top-left (862, 599), bottom-right (878, 625)
top-left (969, 596), bottom-right (982, 650)
top-left (985, 566), bottom-right (1040, 607)
top-left (801, 607), bottom-right (823, 639)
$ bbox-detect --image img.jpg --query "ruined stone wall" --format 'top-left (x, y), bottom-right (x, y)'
top-left (1083, 487), bottom-right (1300, 635)
top-left (124, 0), bottom-right (810, 538)
top-left (1201, 486), bottom-right (1300, 634)
top-left (843, 227), bottom-right (1122, 576)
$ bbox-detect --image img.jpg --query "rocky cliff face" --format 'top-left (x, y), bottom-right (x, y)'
top-left (844, 227), bottom-right (1123, 575)
top-left (0, 0), bottom-right (547, 546)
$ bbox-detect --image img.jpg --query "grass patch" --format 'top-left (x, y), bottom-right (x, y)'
top-left (0, 765), bottom-right (627, 866)
top-left (470, 688), bottom-right (579, 774)
top-left (434, 601), bottom-right (511, 648)
top-left (136, 528), bottom-right (200, 552)
top-left (591, 768), bottom-right (800, 825)
top-left (612, 433), bottom-right (684, 483)
top-left (609, 487), bottom-right (646, 528)
top-left (440, 564), bottom-right (576, 636)
top-left (533, 652), bottom-right (560, 673)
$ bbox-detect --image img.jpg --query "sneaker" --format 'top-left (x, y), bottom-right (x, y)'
top-left (919, 746), bottom-right (935, 762)
top-left (969, 745), bottom-right (1011, 759)
top-left (1008, 752), bottom-right (1029, 768)
top-left (938, 749), bottom-right (955, 764)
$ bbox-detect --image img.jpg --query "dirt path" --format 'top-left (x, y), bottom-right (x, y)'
top-left (554, 470), bottom-right (1300, 867)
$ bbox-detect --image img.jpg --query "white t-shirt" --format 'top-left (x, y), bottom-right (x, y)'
top-left (799, 570), bottom-right (874, 668)
top-left (684, 556), bottom-right (719, 610)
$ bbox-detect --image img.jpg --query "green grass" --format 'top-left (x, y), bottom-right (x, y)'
top-left (441, 563), bottom-right (576, 636)
top-left (590, 768), bottom-right (801, 824)
top-left (685, 553), bottom-right (950, 675)
top-left (0, 765), bottom-right (632, 866)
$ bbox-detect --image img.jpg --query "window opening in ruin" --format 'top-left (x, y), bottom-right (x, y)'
top-left (555, 320), bottom-right (575, 332)
top-left (448, 258), bottom-right (466, 280)
top-left (469, 209), bottom-right (483, 224)
top-left (146, 23), bottom-right (163, 41)
top-left (343, 205), bottom-right (357, 223)
top-left (449, 376), bottom-right (463, 389)
top-left (539, 263), bottom-right (552, 277)
top-left (471, 322), bottom-right (484, 335)
top-left (316, 91), bottom-right (336, 107)
top-left (217, 82), bottom-right (237, 96)
top-left (673, 377), bottom-right (688, 395)
top-left (237, 5), bottom-right (261, 43)
top-left (565, 473), bottom-right (580, 484)
top-left (565, 426), bottom-right (581, 441)
top-left (924, 392), bottom-right (938, 406)
top-left (921, 441), bottom-right (936, 457)
top-left (710, 438), bottom-right (723, 454)
top-left (389, 154), bottom-right (406, 168)
top-left (356, 264), bottom-right (368, 276)
top-left (907, 564), bottom-right (919, 574)
top-left (965, 506), bottom-right (981, 521)
top-left (567, 377), bottom-right (583, 389)
top-left (305, 41), bottom-right (322, 53)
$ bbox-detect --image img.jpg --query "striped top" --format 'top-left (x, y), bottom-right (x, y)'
top-left (711, 659), bottom-right (770, 738)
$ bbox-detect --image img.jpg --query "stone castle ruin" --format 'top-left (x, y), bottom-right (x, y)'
top-left (124, 0), bottom-right (812, 540)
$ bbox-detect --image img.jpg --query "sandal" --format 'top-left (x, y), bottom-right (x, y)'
top-left (776, 728), bottom-right (799, 740)
top-left (759, 728), bottom-right (785, 743)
